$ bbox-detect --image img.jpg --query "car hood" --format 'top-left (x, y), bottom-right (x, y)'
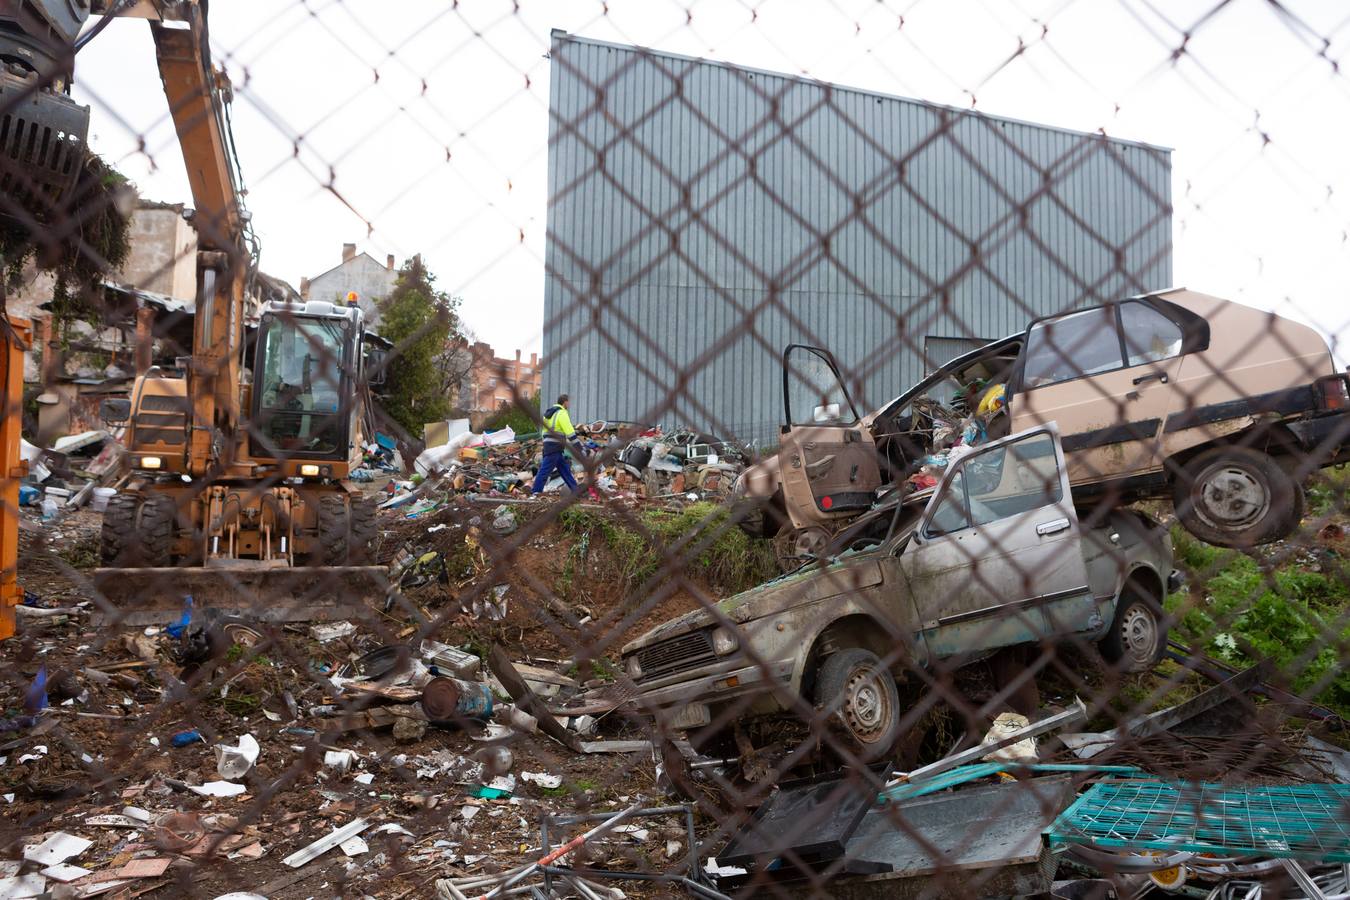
top-left (621, 556), bottom-right (886, 655)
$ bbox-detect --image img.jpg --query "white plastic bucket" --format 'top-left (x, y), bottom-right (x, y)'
top-left (91, 487), bottom-right (117, 512)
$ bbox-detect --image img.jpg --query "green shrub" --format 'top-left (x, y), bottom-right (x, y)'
top-left (483, 393), bottom-right (541, 435)
top-left (560, 502), bottom-right (776, 594)
top-left (1170, 536), bottom-right (1350, 715)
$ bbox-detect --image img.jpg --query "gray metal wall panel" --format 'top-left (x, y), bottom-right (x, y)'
top-left (544, 33), bottom-right (1173, 445)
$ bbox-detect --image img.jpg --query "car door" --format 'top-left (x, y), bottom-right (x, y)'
top-left (1011, 301), bottom-right (1186, 485)
top-left (779, 345), bottom-right (882, 528)
top-left (900, 425), bottom-right (1097, 661)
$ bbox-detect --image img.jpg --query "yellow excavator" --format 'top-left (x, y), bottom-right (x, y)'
top-left (1, 0), bottom-right (385, 625)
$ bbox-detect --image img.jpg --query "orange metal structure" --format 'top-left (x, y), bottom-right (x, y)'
top-left (1, 315), bottom-right (31, 641)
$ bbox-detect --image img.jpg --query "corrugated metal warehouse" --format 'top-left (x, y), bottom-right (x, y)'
top-left (543, 31), bottom-right (1173, 445)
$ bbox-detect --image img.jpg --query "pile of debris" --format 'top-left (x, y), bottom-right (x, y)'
top-left (386, 419), bottom-right (751, 517)
top-left (0, 590), bottom-right (710, 898)
top-left (700, 656), bottom-right (1350, 898)
top-left (14, 431), bottom-right (124, 524)
top-left (348, 432), bottom-right (404, 483)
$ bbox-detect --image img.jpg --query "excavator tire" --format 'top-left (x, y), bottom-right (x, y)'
top-left (136, 493), bottom-right (176, 568)
top-left (101, 492), bottom-right (175, 567)
top-left (315, 493), bottom-right (351, 566)
top-left (100, 494), bottom-right (139, 565)
top-left (349, 496), bottom-right (377, 564)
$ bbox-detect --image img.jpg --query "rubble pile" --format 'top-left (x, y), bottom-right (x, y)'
top-left (388, 421), bottom-right (751, 518)
top-left (14, 431), bottom-right (125, 525)
top-left (0, 565), bottom-right (695, 897)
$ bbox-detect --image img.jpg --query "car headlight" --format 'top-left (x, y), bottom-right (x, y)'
top-left (139, 456), bottom-right (162, 470)
top-left (711, 627), bottom-right (739, 656)
top-left (625, 655), bottom-right (642, 679)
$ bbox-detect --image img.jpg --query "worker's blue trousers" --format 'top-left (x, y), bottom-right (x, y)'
top-left (531, 447), bottom-right (578, 494)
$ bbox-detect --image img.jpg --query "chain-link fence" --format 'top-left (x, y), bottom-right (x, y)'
top-left (3, 1), bottom-right (1350, 898)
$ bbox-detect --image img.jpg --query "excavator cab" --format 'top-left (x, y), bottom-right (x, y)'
top-left (250, 301), bottom-right (361, 462)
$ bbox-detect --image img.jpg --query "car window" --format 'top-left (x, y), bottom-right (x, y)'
top-left (926, 470), bottom-right (969, 536)
top-left (1119, 301), bottom-right (1183, 367)
top-left (784, 346), bottom-right (859, 426)
top-left (966, 434), bottom-right (1062, 526)
top-left (1022, 307), bottom-right (1123, 388)
top-left (925, 433), bottom-right (1062, 536)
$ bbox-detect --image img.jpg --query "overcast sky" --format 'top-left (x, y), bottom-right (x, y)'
top-left (72, 0), bottom-right (1350, 363)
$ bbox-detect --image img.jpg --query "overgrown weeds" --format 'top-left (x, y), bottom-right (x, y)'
top-left (1166, 526), bottom-right (1350, 716)
top-left (559, 502), bottom-right (776, 595)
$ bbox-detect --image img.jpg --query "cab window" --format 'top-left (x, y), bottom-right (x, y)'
top-left (1021, 307), bottom-right (1122, 388)
top-left (925, 433), bottom-right (1063, 536)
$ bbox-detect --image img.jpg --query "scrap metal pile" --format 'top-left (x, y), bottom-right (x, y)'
top-left (702, 659), bottom-right (1350, 899)
top-left (387, 420), bottom-right (752, 517)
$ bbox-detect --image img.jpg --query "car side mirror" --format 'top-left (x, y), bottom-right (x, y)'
top-left (812, 402), bottom-right (840, 423)
top-left (100, 398), bottom-right (131, 424)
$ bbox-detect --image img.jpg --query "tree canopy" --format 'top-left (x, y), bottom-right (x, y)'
top-left (376, 256), bottom-right (463, 434)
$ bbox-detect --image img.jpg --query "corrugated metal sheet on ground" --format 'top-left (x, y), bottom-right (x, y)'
top-left (1048, 780), bottom-right (1350, 861)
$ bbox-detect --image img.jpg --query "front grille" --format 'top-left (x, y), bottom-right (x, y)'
top-left (635, 630), bottom-right (716, 682)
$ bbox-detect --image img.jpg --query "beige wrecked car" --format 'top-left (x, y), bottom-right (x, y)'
top-left (624, 425), bottom-right (1178, 760)
top-left (739, 288), bottom-right (1350, 554)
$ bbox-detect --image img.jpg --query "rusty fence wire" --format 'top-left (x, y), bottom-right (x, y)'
top-left (2, 1), bottom-right (1350, 898)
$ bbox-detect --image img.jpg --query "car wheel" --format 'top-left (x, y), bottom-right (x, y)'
top-left (1098, 582), bottom-right (1165, 673)
top-left (1173, 446), bottom-right (1301, 548)
top-left (814, 648), bottom-right (901, 761)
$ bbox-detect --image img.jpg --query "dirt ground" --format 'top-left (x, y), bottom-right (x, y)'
top-left (0, 501), bottom-right (718, 898)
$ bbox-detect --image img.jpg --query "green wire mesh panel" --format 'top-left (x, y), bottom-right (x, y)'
top-left (1048, 780), bottom-right (1350, 862)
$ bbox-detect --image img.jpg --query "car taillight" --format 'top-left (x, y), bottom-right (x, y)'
top-left (1319, 376), bottom-right (1350, 410)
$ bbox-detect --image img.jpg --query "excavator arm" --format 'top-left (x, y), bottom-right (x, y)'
top-left (146, 4), bottom-right (247, 473)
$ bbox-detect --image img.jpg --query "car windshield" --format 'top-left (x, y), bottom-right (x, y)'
top-left (254, 316), bottom-right (348, 456)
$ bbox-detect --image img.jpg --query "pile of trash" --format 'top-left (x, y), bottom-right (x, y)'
top-left (15, 431), bottom-right (125, 523)
top-left (347, 432), bottom-right (403, 482)
top-left (902, 387), bottom-right (1005, 492)
top-left (387, 419), bottom-right (751, 517)
top-left (0, 594), bottom-right (704, 898)
top-left (696, 654), bottom-right (1350, 898)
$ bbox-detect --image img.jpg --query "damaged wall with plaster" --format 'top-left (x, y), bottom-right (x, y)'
top-left (543, 31), bottom-right (1174, 443)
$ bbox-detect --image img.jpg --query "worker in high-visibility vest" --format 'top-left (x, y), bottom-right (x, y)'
top-left (531, 393), bottom-right (581, 494)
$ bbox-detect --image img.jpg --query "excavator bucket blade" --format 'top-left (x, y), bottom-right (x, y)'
top-left (88, 566), bottom-right (391, 627)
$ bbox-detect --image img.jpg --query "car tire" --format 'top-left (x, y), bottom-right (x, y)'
top-left (1172, 446), bottom-right (1301, 548)
top-left (1098, 581), bottom-right (1166, 674)
top-left (814, 648), bottom-right (902, 762)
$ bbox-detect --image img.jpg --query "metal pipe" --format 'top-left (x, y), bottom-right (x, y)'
top-left (484, 802), bottom-right (644, 899)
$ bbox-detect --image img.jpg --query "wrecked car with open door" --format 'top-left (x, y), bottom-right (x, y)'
top-left (737, 289), bottom-right (1350, 552)
top-left (737, 334), bottom-right (1023, 564)
top-left (626, 424), bottom-right (1178, 761)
